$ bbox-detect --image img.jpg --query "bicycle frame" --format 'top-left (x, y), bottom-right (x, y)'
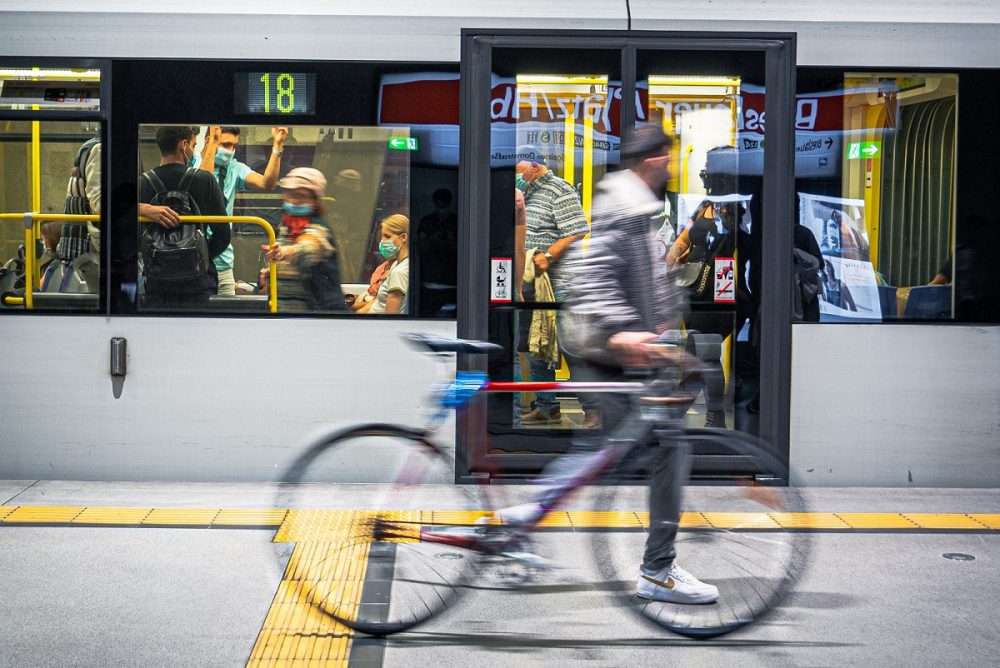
top-left (408, 353), bottom-right (695, 554)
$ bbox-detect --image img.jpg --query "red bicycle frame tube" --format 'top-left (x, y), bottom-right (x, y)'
top-left (485, 381), bottom-right (643, 393)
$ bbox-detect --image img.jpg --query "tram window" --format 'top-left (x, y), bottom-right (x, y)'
top-left (0, 120), bottom-right (102, 312)
top-left (794, 72), bottom-right (961, 322)
top-left (0, 67), bottom-right (100, 112)
top-left (136, 124), bottom-right (412, 315)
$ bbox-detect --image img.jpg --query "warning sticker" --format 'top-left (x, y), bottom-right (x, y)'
top-left (714, 257), bottom-right (736, 303)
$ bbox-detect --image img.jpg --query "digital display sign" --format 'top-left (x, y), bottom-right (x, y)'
top-left (235, 72), bottom-right (315, 115)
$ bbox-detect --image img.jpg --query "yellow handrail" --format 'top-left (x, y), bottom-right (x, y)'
top-left (681, 144), bottom-right (696, 194)
top-left (2, 213), bottom-right (277, 313)
top-left (138, 215), bottom-right (277, 313)
top-left (0, 212), bottom-right (98, 309)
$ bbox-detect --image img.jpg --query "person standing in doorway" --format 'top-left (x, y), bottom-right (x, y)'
top-left (516, 157), bottom-right (599, 428)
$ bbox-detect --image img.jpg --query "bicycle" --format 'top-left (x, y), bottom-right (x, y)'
top-left (275, 332), bottom-right (810, 639)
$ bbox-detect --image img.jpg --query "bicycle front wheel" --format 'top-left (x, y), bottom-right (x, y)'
top-left (591, 428), bottom-right (811, 639)
top-left (274, 424), bottom-right (488, 635)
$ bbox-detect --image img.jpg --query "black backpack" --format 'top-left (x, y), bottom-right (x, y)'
top-left (304, 217), bottom-right (348, 312)
top-left (139, 168), bottom-right (211, 296)
top-left (792, 248), bottom-right (822, 321)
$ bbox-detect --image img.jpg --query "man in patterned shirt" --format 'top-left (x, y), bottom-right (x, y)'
top-left (516, 158), bottom-right (600, 428)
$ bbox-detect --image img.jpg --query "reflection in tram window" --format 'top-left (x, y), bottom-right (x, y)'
top-left (0, 67), bottom-right (100, 111)
top-left (135, 124), bottom-right (411, 314)
top-left (795, 73), bottom-right (959, 322)
top-left (0, 119), bottom-right (102, 313)
top-left (643, 75), bottom-right (750, 432)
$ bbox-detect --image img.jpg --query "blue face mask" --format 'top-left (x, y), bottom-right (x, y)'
top-left (283, 202), bottom-right (312, 216)
top-left (379, 239), bottom-right (399, 259)
top-left (514, 173), bottom-right (528, 191)
top-left (215, 146), bottom-right (235, 167)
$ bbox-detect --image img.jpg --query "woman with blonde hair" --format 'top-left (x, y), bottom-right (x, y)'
top-left (358, 214), bottom-right (409, 314)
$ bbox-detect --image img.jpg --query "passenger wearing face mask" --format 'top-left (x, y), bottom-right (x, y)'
top-left (262, 167), bottom-right (347, 312)
top-left (356, 214), bottom-right (410, 315)
top-left (138, 126), bottom-right (230, 303)
top-left (196, 126), bottom-right (288, 295)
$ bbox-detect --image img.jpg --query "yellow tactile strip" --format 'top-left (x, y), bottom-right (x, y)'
top-left (1, 506), bottom-right (999, 531)
top-left (247, 535), bottom-right (366, 666)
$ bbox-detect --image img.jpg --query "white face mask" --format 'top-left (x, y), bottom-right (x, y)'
top-left (215, 146), bottom-right (235, 167)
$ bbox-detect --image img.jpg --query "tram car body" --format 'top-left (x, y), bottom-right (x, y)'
top-left (1, 1), bottom-right (998, 486)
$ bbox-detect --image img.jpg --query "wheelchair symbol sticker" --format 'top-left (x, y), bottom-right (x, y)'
top-left (491, 257), bottom-right (512, 303)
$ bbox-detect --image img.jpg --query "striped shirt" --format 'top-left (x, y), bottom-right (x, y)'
top-left (523, 171), bottom-right (589, 299)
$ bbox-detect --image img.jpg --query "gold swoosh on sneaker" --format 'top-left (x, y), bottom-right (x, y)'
top-left (641, 573), bottom-right (675, 589)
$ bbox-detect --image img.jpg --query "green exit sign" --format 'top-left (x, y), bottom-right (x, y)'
top-left (388, 137), bottom-right (418, 151)
top-left (846, 141), bottom-right (881, 159)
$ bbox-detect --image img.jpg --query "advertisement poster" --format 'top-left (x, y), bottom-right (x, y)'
top-left (379, 73), bottom-right (854, 174)
top-left (798, 193), bottom-right (882, 320)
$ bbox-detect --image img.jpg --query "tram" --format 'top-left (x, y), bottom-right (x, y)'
top-left (1, 2), bottom-right (998, 487)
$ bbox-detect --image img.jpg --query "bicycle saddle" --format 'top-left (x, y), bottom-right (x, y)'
top-left (402, 332), bottom-right (505, 356)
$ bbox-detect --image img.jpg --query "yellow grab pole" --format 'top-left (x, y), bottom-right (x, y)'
top-left (682, 145), bottom-right (696, 193)
top-left (563, 115), bottom-right (575, 186)
top-left (31, 122), bottom-right (41, 214)
top-left (23, 213), bottom-right (34, 308)
top-left (138, 215), bottom-right (278, 313)
top-left (582, 112), bottom-right (594, 224)
top-left (31, 68), bottom-right (41, 216)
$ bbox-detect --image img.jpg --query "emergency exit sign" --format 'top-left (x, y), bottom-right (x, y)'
top-left (388, 137), bottom-right (418, 151)
top-left (847, 141), bottom-right (880, 159)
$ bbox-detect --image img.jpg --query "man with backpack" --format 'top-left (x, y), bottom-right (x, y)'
top-left (138, 126), bottom-right (230, 307)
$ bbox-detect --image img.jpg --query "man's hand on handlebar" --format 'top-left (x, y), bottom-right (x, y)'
top-left (609, 331), bottom-right (659, 368)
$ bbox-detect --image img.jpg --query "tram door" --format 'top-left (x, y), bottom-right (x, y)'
top-left (459, 34), bottom-right (795, 482)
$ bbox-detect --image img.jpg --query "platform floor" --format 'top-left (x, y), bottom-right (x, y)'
top-left (1, 480), bottom-right (998, 667)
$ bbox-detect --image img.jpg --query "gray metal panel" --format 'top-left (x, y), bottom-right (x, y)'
top-left (790, 323), bottom-right (1000, 487)
top-left (630, 1), bottom-right (1000, 67)
top-left (0, 317), bottom-right (457, 481)
top-left (0, 4), bottom-right (626, 62)
top-left (5, 2), bottom-right (1000, 66)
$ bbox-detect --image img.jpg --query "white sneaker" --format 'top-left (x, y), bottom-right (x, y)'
top-left (636, 563), bottom-right (720, 604)
top-left (476, 502), bottom-right (544, 527)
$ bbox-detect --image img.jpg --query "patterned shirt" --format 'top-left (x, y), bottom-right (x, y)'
top-left (522, 171), bottom-right (589, 298)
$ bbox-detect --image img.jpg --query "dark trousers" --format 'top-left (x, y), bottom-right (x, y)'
top-left (535, 358), bottom-right (680, 571)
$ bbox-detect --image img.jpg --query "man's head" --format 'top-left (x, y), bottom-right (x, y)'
top-left (155, 126), bottom-right (197, 160)
top-left (700, 146), bottom-right (739, 195)
top-left (218, 127), bottom-right (240, 151)
top-left (621, 125), bottom-right (674, 194)
top-left (336, 169), bottom-right (362, 194)
top-left (214, 127), bottom-right (241, 167)
top-left (515, 160), bottom-right (547, 191)
top-left (432, 188), bottom-right (452, 210)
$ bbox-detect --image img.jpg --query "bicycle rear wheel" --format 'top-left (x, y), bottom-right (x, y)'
top-left (274, 424), bottom-right (488, 635)
top-left (591, 428), bottom-right (811, 638)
